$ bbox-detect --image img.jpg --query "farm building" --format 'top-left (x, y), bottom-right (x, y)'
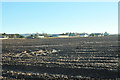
top-left (51, 34), bottom-right (69, 37)
top-left (51, 34), bottom-right (59, 37)
top-left (80, 33), bottom-right (88, 37)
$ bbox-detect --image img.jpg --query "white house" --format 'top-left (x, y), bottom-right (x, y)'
top-left (37, 36), bottom-right (44, 38)
top-left (80, 34), bottom-right (88, 37)
top-left (0, 35), bottom-right (9, 39)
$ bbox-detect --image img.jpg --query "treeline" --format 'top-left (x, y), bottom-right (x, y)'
top-left (0, 32), bottom-right (110, 39)
top-left (0, 33), bottom-right (25, 38)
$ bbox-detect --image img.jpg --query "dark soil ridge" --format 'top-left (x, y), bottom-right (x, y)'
top-left (2, 64), bottom-right (119, 79)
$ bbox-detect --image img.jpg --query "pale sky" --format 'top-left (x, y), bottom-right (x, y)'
top-left (2, 2), bottom-right (118, 34)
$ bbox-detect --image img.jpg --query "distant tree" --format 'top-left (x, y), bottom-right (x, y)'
top-left (19, 35), bottom-right (25, 38)
top-left (105, 32), bottom-right (107, 33)
top-left (61, 33), bottom-right (65, 35)
top-left (30, 34), bottom-right (34, 37)
top-left (65, 32), bottom-right (69, 35)
top-left (15, 34), bottom-right (20, 38)
top-left (1, 33), bottom-right (7, 38)
top-left (35, 32), bottom-right (39, 38)
top-left (27, 34), bottom-right (34, 39)
top-left (13, 34), bottom-right (17, 38)
top-left (2, 33), bottom-right (6, 36)
top-left (8, 34), bottom-right (14, 38)
top-left (91, 33), bottom-right (95, 36)
top-left (104, 32), bottom-right (109, 36)
top-left (42, 33), bottom-right (48, 37)
top-left (8, 34), bottom-right (11, 38)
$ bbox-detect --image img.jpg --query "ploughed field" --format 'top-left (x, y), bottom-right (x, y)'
top-left (2, 36), bottom-right (119, 80)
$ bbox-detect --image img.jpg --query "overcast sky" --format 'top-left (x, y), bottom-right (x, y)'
top-left (2, 2), bottom-right (118, 34)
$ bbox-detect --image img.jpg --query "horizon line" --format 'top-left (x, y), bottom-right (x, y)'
top-left (0, 32), bottom-right (118, 35)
